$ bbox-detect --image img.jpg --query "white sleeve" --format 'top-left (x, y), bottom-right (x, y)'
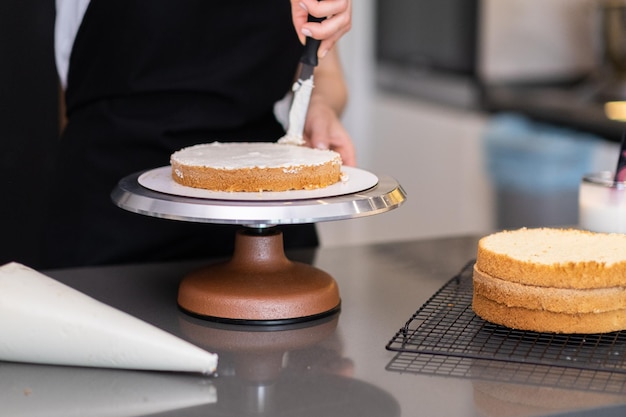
top-left (55, 0), bottom-right (91, 89)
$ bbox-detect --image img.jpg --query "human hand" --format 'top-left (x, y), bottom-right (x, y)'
top-left (291, 0), bottom-right (352, 59)
top-left (304, 96), bottom-right (356, 167)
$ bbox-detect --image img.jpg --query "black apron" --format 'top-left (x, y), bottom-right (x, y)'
top-left (40, 0), bottom-right (317, 268)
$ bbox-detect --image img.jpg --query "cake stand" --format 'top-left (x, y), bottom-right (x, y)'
top-left (111, 166), bottom-right (406, 324)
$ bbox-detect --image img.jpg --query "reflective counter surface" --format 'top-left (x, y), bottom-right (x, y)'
top-left (5, 235), bottom-right (626, 417)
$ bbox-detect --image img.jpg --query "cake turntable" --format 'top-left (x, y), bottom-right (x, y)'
top-left (111, 166), bottom-right (406, 324)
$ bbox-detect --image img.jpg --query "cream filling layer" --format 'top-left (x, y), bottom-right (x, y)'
top-left (170, 142), bottom-right (341, 170)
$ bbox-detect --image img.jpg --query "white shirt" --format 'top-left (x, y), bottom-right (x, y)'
top-left (55, 0), bottom-right (91, 88)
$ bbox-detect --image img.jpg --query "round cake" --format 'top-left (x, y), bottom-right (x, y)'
top-left (170, 142), bottom-right (342, 192)
top-left (472, 228), bottom-right (626, 334)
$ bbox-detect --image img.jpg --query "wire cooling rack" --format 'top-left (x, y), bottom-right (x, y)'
top-left (386, 261), bottom-right (626, 377)
top-left (387, 353), bottom-right (626, 394)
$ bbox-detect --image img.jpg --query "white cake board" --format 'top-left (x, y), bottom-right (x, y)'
top-left (138, 165), bottom-right (378, 201)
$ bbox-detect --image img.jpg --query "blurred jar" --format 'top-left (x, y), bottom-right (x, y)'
top-left (579, 171), bottom-right (626, 233)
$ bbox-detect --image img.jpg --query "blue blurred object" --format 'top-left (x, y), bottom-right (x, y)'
top-left (484, 113), bottom-right (605, 228)
top-left (484, 113), bottom-right (600, 192)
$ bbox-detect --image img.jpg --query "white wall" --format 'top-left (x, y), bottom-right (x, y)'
top-left (317, 92), bottom-right (494, 247)
top-left (318, 0), bottom-right (494, 247)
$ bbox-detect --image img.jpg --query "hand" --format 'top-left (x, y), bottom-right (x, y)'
top-left (291, 0), bottom-right (352, 59)
top-left (304, 96), bottom-right (356, 167)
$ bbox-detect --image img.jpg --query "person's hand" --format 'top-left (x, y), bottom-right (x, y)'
top-left (291, 0), bottom-right (352, 59)
top-left (304, 95), bottom-right (356, 167)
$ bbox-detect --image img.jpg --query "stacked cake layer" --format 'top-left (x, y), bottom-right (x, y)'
top-left (472, 228), bottom-right (626, 334)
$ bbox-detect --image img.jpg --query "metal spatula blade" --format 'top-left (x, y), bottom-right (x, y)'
top-left (278, 14), bottom-right (324, 146)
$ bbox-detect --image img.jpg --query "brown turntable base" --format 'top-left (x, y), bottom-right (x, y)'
top-left (177, 228), bottom-right (341, 324)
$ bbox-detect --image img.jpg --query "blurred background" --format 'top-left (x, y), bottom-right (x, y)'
top-left (322, 0), bottom-right (621, 247)
top-left (1, 0), bottom-right (623, 267)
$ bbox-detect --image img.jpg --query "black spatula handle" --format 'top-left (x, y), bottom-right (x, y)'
top-left (300, 14), bottom-right (326, 67)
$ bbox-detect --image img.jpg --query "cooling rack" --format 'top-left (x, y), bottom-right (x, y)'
top-left (386, 261), bottom-right (626, 379)
top-left (387, 353), bottom-right (626, 394)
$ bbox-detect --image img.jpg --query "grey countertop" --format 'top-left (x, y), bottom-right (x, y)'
top-left (5, 234), bottom-right (626, 416)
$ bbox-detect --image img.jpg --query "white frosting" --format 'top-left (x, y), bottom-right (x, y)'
top-left (277, 77), bottom-right (315, 145)
top-left (171, 142), bottom-right (341, 170)
top-left (0, 262), bottom-right (218, 374)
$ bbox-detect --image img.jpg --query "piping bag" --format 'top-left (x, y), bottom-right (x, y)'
top-left (278, 13), bottom-right (325, 146)
top-left (0, 262), bottom-right (217, 374)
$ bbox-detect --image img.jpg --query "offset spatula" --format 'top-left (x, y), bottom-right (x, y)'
top-left (278, 14), bottom-right (325, 145)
